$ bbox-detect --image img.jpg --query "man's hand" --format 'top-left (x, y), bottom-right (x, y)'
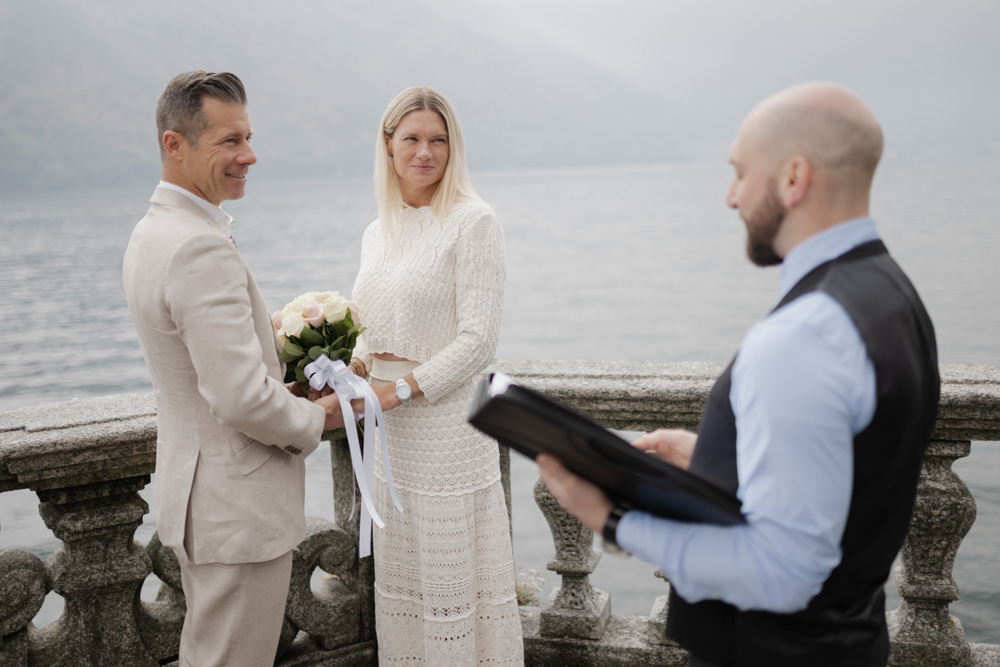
top-left (315, 393), bottom-right (345, 431)
top-left (632, 428), bottom-right (698, 470)
top-left (307, 385), bottom-right (334, 401)
top-left (537, 454), bottom-right (613, 533)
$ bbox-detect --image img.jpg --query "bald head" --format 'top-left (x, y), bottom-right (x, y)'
top-left (742, 82), bottom-right (883, 188)
top-left (727, 83), bottom-right (884, 263)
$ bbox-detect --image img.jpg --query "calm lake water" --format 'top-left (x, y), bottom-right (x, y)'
top-left (1, 152), bottom-right (998, 642)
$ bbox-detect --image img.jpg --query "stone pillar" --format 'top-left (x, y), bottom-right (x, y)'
top-left (31, 476), bottom-right (160, 666)
top-left (534, 478), bottom-right (610, 640)
top-left (500, 443), bottom-right (513, 543)
top-left (888, 439), bottom-right (976, 667)
top-left (328, 432), bottom-right (377, 644)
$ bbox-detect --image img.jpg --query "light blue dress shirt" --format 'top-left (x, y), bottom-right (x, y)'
top-left (616, 217), bottom-right (880, 613)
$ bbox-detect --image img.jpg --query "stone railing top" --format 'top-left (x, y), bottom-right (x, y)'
top-left (0, 393), bottom-right (157, 493)
top-left (2, 361), bottom-right (998, 492)
top-left (491, 360), bottom-right (1000, 441)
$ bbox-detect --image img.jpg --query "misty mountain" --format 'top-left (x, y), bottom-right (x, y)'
top-left (0, 0), bottom-right (695, 193)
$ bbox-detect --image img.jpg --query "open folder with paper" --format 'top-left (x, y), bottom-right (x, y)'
top-left (467, 372), bottom-right (745, 525)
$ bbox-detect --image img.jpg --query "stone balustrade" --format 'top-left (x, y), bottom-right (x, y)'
top-left (1, 360), bottom-right (998, 666)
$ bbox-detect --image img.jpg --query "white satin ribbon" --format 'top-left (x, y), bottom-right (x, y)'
top-left (304, 355), bottom-right (403, 558)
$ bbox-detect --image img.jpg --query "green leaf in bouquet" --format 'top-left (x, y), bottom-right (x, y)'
top-left (295, 365), bottom-right (308, 383)
top-left (298, 326), bottom-right (324, 347)
top-left (346, 324), bottom-right (366, 348)
top-left (278, 342), bottom-right (304, 363)
top-left (283, 366), bottom-right (297, 384)
top-left (334, 348), bottom-right (352, 362)
top-left (328, 322), bottom-right (347, 339)
top-left (330, 335), bottom-right (346, 350)
top-left (308, 346), bottom-right (326, 360)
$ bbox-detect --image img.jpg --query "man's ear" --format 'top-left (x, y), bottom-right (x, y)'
top-left (162, 130), bottom-right (187, 162)
top-left (778, 156), bottom-right (811, 208)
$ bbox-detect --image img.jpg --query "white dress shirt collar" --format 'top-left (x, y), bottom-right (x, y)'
top-left (158, 181), bottom-right (234, 237)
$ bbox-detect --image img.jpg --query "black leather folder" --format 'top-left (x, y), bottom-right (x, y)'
top-left (468, 372), bottom-right (745, 525)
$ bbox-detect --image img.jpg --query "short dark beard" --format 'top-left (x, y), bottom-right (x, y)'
top-left (744, 184), bottom-right (785, 267)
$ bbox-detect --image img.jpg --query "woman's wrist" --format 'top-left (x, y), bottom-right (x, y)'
top-left (377, 382), bottom-right (402, 410)
top-left (349, 358), bottom-right (368, 379)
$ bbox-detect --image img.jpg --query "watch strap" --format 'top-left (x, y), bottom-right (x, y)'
top-left (602, 502), bottom-right (629, 552)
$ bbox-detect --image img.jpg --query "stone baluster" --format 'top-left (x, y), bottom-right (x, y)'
top-left (272, 433), bottom-right (378, 664)
top-left (888, 439), bottom-right (976, 667)
top-left (135, 531), bottom-right (185, 661)
top-left (0, 547), bottom-right (52, 666)
top-left (31, 476), bottom-right (161, 666)
top-left (533, 478), bottom-right (610, 640)
top-left (648, 568), bottom-right (675, 647)
top-left (280, 515), bottom-right (361, 655)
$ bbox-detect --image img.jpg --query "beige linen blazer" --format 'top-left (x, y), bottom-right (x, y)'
top-left (123, 186), bottom-right (325, 565)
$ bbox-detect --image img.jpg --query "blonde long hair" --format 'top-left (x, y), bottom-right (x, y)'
top-left (374, 87), bottom-right (482, 246)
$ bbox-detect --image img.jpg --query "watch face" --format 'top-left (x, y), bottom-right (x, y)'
top-left (396, 379), bottom-right (412, 400)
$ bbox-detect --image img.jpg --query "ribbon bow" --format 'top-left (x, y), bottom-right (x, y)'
top-left (304, 355), bottom-right (403, 558)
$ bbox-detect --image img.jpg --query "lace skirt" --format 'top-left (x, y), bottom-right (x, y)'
top-left (371, 379), bottom-right (524, 666)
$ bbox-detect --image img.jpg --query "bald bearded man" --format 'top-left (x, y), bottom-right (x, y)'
top-left (538, 83), bottom-right (939, 667)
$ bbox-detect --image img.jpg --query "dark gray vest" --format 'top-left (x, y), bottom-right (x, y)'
top-left (667, 241), bottom-right (939, 667)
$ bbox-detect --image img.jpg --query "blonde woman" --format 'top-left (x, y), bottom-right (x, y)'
top-left (349, 87), bottom-right (524, 665)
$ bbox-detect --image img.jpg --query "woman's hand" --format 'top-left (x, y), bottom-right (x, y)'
top-left (373, 382), bottom-right (402, 411)
top-left (348, 357), bottom-right (367, 378)
top-left (307, 385), bottom-right (334, 401)
top-left (631, 429), bottom-right (698, 470)
top-left (372, 374), bottom-right (423, 412)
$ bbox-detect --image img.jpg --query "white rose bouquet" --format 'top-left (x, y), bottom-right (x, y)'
top-left (271, 291), bottom-right (364, 393)
top-left (272, 291), bottom-right (402, 560)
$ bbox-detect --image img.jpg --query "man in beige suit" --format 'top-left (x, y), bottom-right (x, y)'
top-left (123, 71), bottom-right (344, 666)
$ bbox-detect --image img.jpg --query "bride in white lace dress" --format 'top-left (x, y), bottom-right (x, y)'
top-left (348, 86), bottom-right (524, 666)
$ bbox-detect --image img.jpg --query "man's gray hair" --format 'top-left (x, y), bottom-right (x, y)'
top-left (155, 71), bottom-right (247, 158)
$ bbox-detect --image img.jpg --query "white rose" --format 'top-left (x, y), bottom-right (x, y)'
top-left (301, 298), bottom-right (325, 328)
top-left (271, 309), bottom-right (285, 332)
top-left (278, 311), bottom-right (306, 339)
top-left (321, 292), bottom-right (349, 324)
top-left (285, 293), bottom-right (305, 311)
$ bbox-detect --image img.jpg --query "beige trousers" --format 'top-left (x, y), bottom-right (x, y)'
top-left (178, 550), bottom-right (293, 667)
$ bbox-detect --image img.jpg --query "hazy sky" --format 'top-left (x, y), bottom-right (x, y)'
top-left (423, 0), bottom-right (1000, 154)
top-left (1, 0), bottom-right (998, 191)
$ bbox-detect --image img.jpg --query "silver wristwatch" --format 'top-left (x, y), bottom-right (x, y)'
top-left (395, 377), bottom-right (412, 403)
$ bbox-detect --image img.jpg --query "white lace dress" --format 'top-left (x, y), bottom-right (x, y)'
top-left (351, 201), bottom-right (524, 666)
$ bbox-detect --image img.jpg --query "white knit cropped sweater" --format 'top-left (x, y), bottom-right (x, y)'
top-left (351, 200), bottom-right (505, 401)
